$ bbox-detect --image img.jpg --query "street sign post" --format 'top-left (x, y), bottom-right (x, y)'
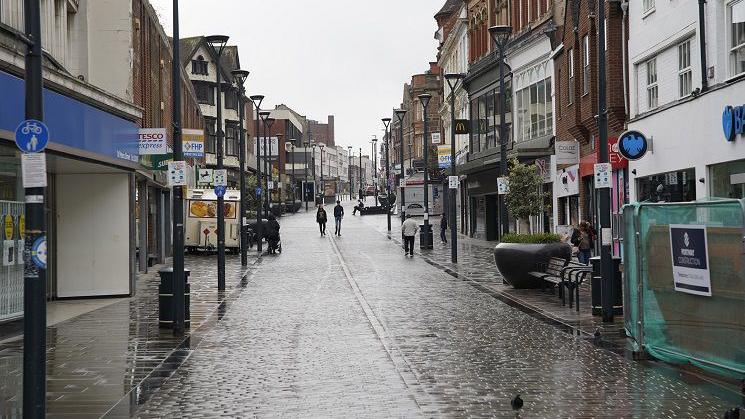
top-left (594, 163), bottom-right (612, 189)
top-left (214, 185), bottom-right (227, 198)
top-left (15, 119), bottom-right (49, 153)
top-left (213, 169), bottom-right (227, 186)
top-left (449, 176), bottom-right (459, 189)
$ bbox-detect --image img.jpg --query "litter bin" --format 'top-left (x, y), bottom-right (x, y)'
top-left (158, 268), bottom-right (191, 329)
top-left (590, 256), bottom-right (623, 316)
top-left (419, 223), bottom-right (433, 249)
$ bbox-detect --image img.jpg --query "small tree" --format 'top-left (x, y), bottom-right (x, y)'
top-left (505, 158), bottom-right (544, 233)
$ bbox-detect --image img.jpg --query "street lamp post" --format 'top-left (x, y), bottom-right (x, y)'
top-left (232, 69), bottom-right (250, 267)
top-left (382, 118), bottom-right (392, 232)
top-left (418, 93), bottom-right (433, 249)
top-left (311, 142), bottom-right (317, 203)
top-left (371, 137), bottom-right (378, 206)
top-left (359, 148), bottom-right (363, 199)
top-left (348, 146), bottom-right (353, 201)
top-left (408, 140), bottom-right (413, 173)
top-left (444, 73), bottom-right (465, 263)
top-left (596, 0), bottom-right (614, 323)
top-left (264, 118), bottom-right (275, 213)
top-left (290, 140), bottom-right (296, 208)
top-left (250, 97), bottom-right (265, 252)
top-left (274, 133), bottom-right (283, 211)
top-left (319, 143), bottom-right (325, 203)
top-left (395, 109), bottom-right (407, 222)
top-left (205, 34), bottom-right (230, 291)
top-left (303, 134), bottom-right (309, 211)
top-left (22, 0), bottom-right (46, 413)
top-left (489, 25), bottom-right (512, 238)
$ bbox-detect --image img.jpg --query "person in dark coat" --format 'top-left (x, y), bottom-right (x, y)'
top-left (333, 200), bottom-right (344, 236)
top-left (264, 214), bottom-right (281, 254)
top-left (316, 205), bottom-right (328, 236)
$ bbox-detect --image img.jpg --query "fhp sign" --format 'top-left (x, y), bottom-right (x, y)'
top-left (723, 104), bottom-right (745, 142)
top-left (183, 129), bottom-right (205, 158)
top-left (138, 128), bottom-right (168, 155)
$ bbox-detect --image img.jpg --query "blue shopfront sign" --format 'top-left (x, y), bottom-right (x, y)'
top-left (0, 71), bottom-right (138, 164)
top-left (723, 104), bottom-right (745, 142)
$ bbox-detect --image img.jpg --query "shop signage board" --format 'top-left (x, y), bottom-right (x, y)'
top-left (723, 104), bottom-right (745, 142)
top-left (535, 156), bottom-right (553, 183)
top-left (669, 224), bottom-right (711, 296)
top-left (15, 119), bottom-right (49, 153)
top-left (497, 177), bottom-right (509, 195)
top-left (454, 119), bottom-right (470, 135)
top-left (594, 163), bottom-right (612, 189)
top-left (556, 164), bottom-right (579, 198)
top-left (213, 169), bottom-right (227, 187)
top-left (144, 153), bottom-right (173, 171)
top-left (618, 130), bottom-right (649, 161)
top-left (437, 145), bottom-right (451, 168)
top-left (138, 128), bottom-right (168, 155)
top-left (183, 129), bottom-right (205, 158)
top-left (555, 141), bottom-right (579, 165)
top-left (168, 161), bottom-right (187, 186)
top-left (198, 169), bottom-right (214, 185)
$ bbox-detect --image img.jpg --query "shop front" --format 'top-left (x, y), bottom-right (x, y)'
top-left (0, 69), bottom-right (141, 318)
top-left (628, 78), bottom-right (745, 202)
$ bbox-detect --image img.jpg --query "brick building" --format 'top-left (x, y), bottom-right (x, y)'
top-left (552, 0), bottom-right (628, 244)
top-left (308, 115), bottom-right (335, 147)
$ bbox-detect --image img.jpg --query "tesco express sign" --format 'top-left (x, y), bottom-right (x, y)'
top-left (138, 128), bottom-right (168, 155)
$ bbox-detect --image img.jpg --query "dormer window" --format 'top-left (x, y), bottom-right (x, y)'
top-left (191, 55), bottom-right (208, 75)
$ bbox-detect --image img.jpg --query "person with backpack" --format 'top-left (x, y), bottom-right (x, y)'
top-left (316, 205), bottom-right (328, 237)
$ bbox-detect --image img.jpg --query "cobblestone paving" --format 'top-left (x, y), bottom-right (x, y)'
top-left (138, 204), bottom-right (737, 418)
top-left (0, 254), bottom-right (254, 418)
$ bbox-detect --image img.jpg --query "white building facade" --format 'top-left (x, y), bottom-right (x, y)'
top-left (627, 0), bottom-right (745, 202)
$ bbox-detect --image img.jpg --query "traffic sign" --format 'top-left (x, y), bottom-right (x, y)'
top-left (168, 161), bottom-right (187, 186)
top-left (31, 236), bottom-right (46, 269)
top-left (594, 163), bottom-right (612, 189)
top-left (213, 169), bottom-right (228, 186)
top-left (214, 185), bottom-right (227, 198)
top-left (255, 187), bottom-right (262, 196)
top-left (449, 176), bottom-right (459, 189)
top-left (15, 119), bottom-right (49, 153)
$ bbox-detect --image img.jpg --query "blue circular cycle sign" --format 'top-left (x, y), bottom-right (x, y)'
top-left (617, 130), bottom-right (649, 161)
top-left (15, 119), bottom-right (49, 153)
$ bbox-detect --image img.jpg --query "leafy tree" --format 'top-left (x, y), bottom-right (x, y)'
top-left (505, 158), bottom-right (545, 230)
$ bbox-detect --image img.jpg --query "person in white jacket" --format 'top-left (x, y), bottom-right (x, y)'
top-left (401, 214), bottom-right (419, 256)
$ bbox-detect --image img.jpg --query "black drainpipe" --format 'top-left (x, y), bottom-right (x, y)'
top-left (698, 0), bottom-right (708, 91)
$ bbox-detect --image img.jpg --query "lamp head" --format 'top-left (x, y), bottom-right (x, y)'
top-left (382, 118), bottom-right (392, 129)
top-left (259, 110), bottom-right (270, 122)
top-left (418, 93), bottom-right (432, 109)
top-left (265, 118), bottom-right (275, 129)
top-left (488, 25), bottom-right (512, 46)
top-left (204, 35), bottom-right (230, 52)
top-left (394, 109), bottom-right (407, 122)
top-left (231, 69), bottom-right (250, 86)
top-left (249, 95), bottom-right (264, 109)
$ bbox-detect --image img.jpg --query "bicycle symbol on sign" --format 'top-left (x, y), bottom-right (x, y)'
top-left (21, 122), bottom-right (43, 136)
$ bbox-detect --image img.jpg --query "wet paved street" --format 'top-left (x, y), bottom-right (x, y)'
top-left (135, 203), bottom-right (737, 418)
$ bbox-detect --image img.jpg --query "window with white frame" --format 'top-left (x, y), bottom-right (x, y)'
top-left (646, 58), bottom-right (658, 109)
top-left (568, 48), bottom-right (574, 105)
top-left (514, 61), bottom-right (553, 142)
top-left (730, 0), bottom-right (745, 77)
top-left (678, 40), bottom-right (692, 98)
top-left (643, 0), bottom-right (655, 13)
top-left (582, 35), bottom-right (590, 95)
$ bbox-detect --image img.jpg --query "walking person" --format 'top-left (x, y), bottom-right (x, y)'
top-left (333, 200), bottom-right (344, 236)
top-left (316, 205), bottom-right (328, 237)
top-left (402, 214), bottom-right (419, 256)
top-left (572, 222), bottom-right (592, 264)
top-left (439, 213), bottom-right (448, 244)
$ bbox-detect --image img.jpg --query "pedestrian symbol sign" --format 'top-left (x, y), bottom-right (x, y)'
top-left (15, 119), bottom-right (49, 153)
top-left (255, 187), bottom-right (262, 196)
top-left (31, 236), bottom-right (46, 269)
top-left (214, 185), bottom-right (227, 198)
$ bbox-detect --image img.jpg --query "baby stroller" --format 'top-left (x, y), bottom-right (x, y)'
top-left (264, 215), bottom-right (282, 254)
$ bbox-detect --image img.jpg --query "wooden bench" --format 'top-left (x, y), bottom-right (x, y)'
top-left (529, 257), bottom-right (593, 311)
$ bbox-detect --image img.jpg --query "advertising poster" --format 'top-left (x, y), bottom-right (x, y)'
top-left (669, 224), bottom-right (712, 296)
top-left (437, 145), bottom-right (451, 168)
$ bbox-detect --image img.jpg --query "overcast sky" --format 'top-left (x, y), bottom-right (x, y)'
top-left (150, 0), bottom-right (443, 152)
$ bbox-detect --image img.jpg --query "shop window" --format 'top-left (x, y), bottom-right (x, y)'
top-left (225, 122), bottom-right (239, 157)
top-left (191, 55), bottom-right (208, 76)
top-left (729, 0), bottom-right (745, 77)
top-left (582, 35), bottom-right (590, 95)
top-left (637, 168), bottom-right (696, 203)
top-left (194, 82), bottom-right (215, 105)
top-left (710, 160), bottom-right (745, 199)
top-left (678, 40), bottom-right (692, 98)
top-left (646, 58), bottom-right (658, 109)
top-left (205, 118), bottom-right (217, 154)
top-left (515, 77), bottom-right (552, 142)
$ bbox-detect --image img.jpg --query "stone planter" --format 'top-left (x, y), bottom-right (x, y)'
top-left (493, 242), bottom-right (572, 289)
